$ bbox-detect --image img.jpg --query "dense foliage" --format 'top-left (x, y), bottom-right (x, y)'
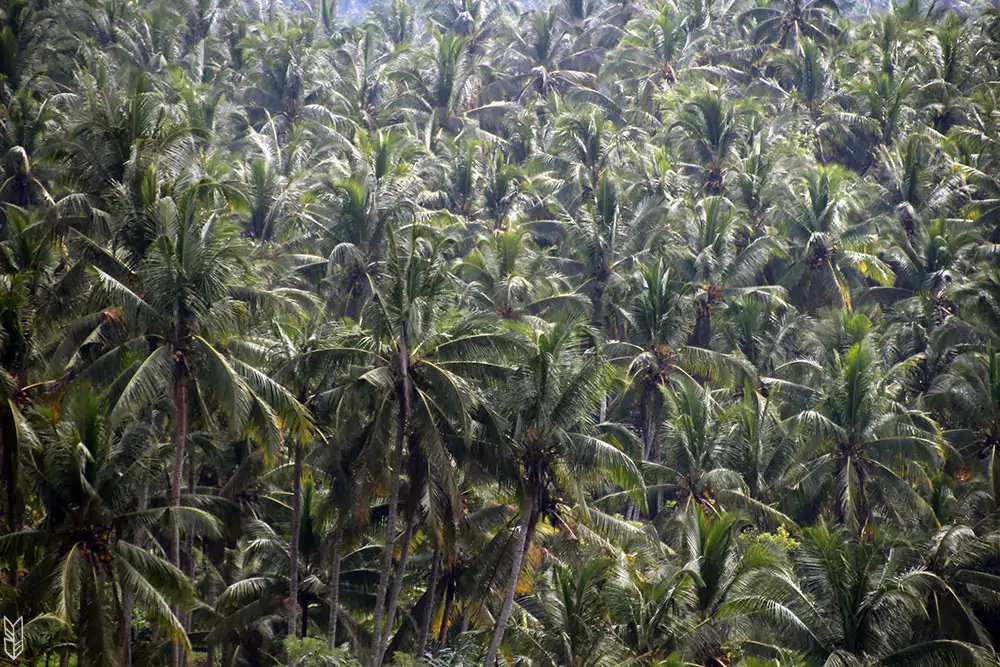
top-left (2, 0), bottom-right (1000, 665)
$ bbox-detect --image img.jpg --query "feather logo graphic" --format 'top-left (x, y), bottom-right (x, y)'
top-left (3, 616), bottom-right (23, 660)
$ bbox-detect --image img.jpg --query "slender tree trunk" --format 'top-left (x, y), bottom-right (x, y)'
top-left (78, 567), bottom-right (90, 667)
top-left (435, 583), bottom-right (453, 653)
top-left (647, 394), bottom-right (663, 517)
top-left (186, 455), bottom-right (196, 580)
top-left (640, 393), bottom-right (651, 460)
top-left (651, 400), bottom-right (664, 517)
top-left (171, 358), bottom-right (187, 560)
top-left (300, 597), bottom-right (309, 638)
top-left (593, 279), bottom-right (606, 334)
top-left (372, 351), bottom-right (410, 667)
top-left (122, 585), bottom-right (134, 667)
top-left (376, 510), bottom-right (416, 666)
top-left (182, 439), bottom-right (196, 667)
top-left (371, 403), bottom-right (405, 666)
top-left (627, 392), bottom-right (655, 521)
top-left (205, 580), bottom-right (217, 667)
top-left (483, 496), bottom-right (536, 667)
top-left (416, 543), bottom-right (442, 657)
top-left (126, 480), bottom-right (148, 667)
top-left (327, 528), bottom-right (343, 650)
top-left (1, 401), bottom-right (25, 588)
top-left (693, 307), bottom-right (712, 348)
top-left (459, 608), bottom-right (470, 633)
top-left (171, 351), bottom-right (188, 667)
top-left (371, 411), bottom-right (404, 666)
top-left (288, 443), bottom-right (303, 649)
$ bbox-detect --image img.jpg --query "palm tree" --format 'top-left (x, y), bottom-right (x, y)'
top-left (609, 259), bottom-right (753, 508)
top-left (652, 378), bottom-right (744, 513)
top-left (238, 16), bottom-right (333, 128)
top-left (845, 69), bottom-right (916, 154)
top-left (0, 0), bottom-right (50, 101)
top-left (8, 0), bottom-right (1000, 664)
top-left (781, 333), bottom-right (942, 535)
top-left (392, 30), bottom-right (476, 130)
top-left (482, 314), bottom-right (642, 666)
top-left (0, 204), bottom-right (63, 586)
top-left (512, 556), bottom-right (627, 667)
top-left (318, 226), bottom-right (517, 666)
top-left (918, 13), bottom-right (975, 134)
top-left (426, 0), bottom-right (505, 49)
top-left (260, 315), bottom-right (346, 645)
top-left (0, 89), bottom-right (56, 211)
top-left (764, 38), bottom-right (841, 160)
top-left (550, 107), bottom-right (635, 198)
top-left (670, 90), bottom-right (757, 195)
top-left (561, 172), bottom-right (663, 329)
top-left (717, 294), bottom-right (803, 376)
top-left (607, 552), bottom-right (694, 664)
top-left (721, 388), bottom-right (798, 513)
top-left (873, 214), bottom-right (976, 308)
top-left (776, 165), bottom-right (894, 313)
top-left (51, 69), bottom-right (194, 234)
top-left (320, 128), bottom-right (431, 316)
top-left (876, 131), bottom-right (965, 236)
top-left (482, 7), bottom-right (597, 103)
top-left (55, 186), bottom-right (312, 667)
top-left (666, 504), bottom-right (783, 665)
top-left (729, 523), bottom-right (994, 666)
top-left (732, 123), bottom-right (787, 236)
top-left (942, 266), bottom-right (1000, 349)
top-left (602, 1), bottom-right (693, 110)
top-left (236, 116), bottom-right (333, 244)
top-left (609, 261), bottom-right (693, 470)
top-left (917, 524), bottom-right (1000, 647)
top-left (0, 388), bottom-right (204, 667)
top-left (927, 348), bottom-right (1000, 521)
top-left (667, 195), bottom-right (782, 347)
top-left (737, 0), bottom-right (841, 47)
top-left (454, 226), bottom-right (584, 322)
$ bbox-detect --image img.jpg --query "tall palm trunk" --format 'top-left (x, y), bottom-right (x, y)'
top-left (371, 359), bottom-right (410, 667)
top-left (300, 598), bottom-right (309, 638)
top-left (484, 495), bottom-right (536, 667)
top-left (0, 403), bottom-right (24, 588)
top-left (205, 622), bottom-right (215, 667)
top-left (376, 509), bottom-right (416, 665)
top-left (171, 346), bottom-right (188, 667)
top-left (171, 356), bottom-right (187, 563)
top-left (643, 391), bottom-right (663, 517)
top-left (693, 305), bottom-right (712, 348)
top-left (288, 442), bottom-right (303, 651)
top-left (435, 582), bottom-right (453, 653)
top-left (125, 481), bottom-right (149, 667)
top-left (183, 440), bottom-right (196, 665)
top-left (416, 542), bottom-right (442, 656)
top-left (186, 459), bottom-right (196, 576)
top-left (327, 528), bottom-right (343, 650)
top-left (122, 585), bottom-right (134, 667)
top-left (78, 564), bottom-right (92, 667)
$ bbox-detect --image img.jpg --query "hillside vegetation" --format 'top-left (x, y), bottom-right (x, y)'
top-left (2, 0), bottom-right (1000, 665)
